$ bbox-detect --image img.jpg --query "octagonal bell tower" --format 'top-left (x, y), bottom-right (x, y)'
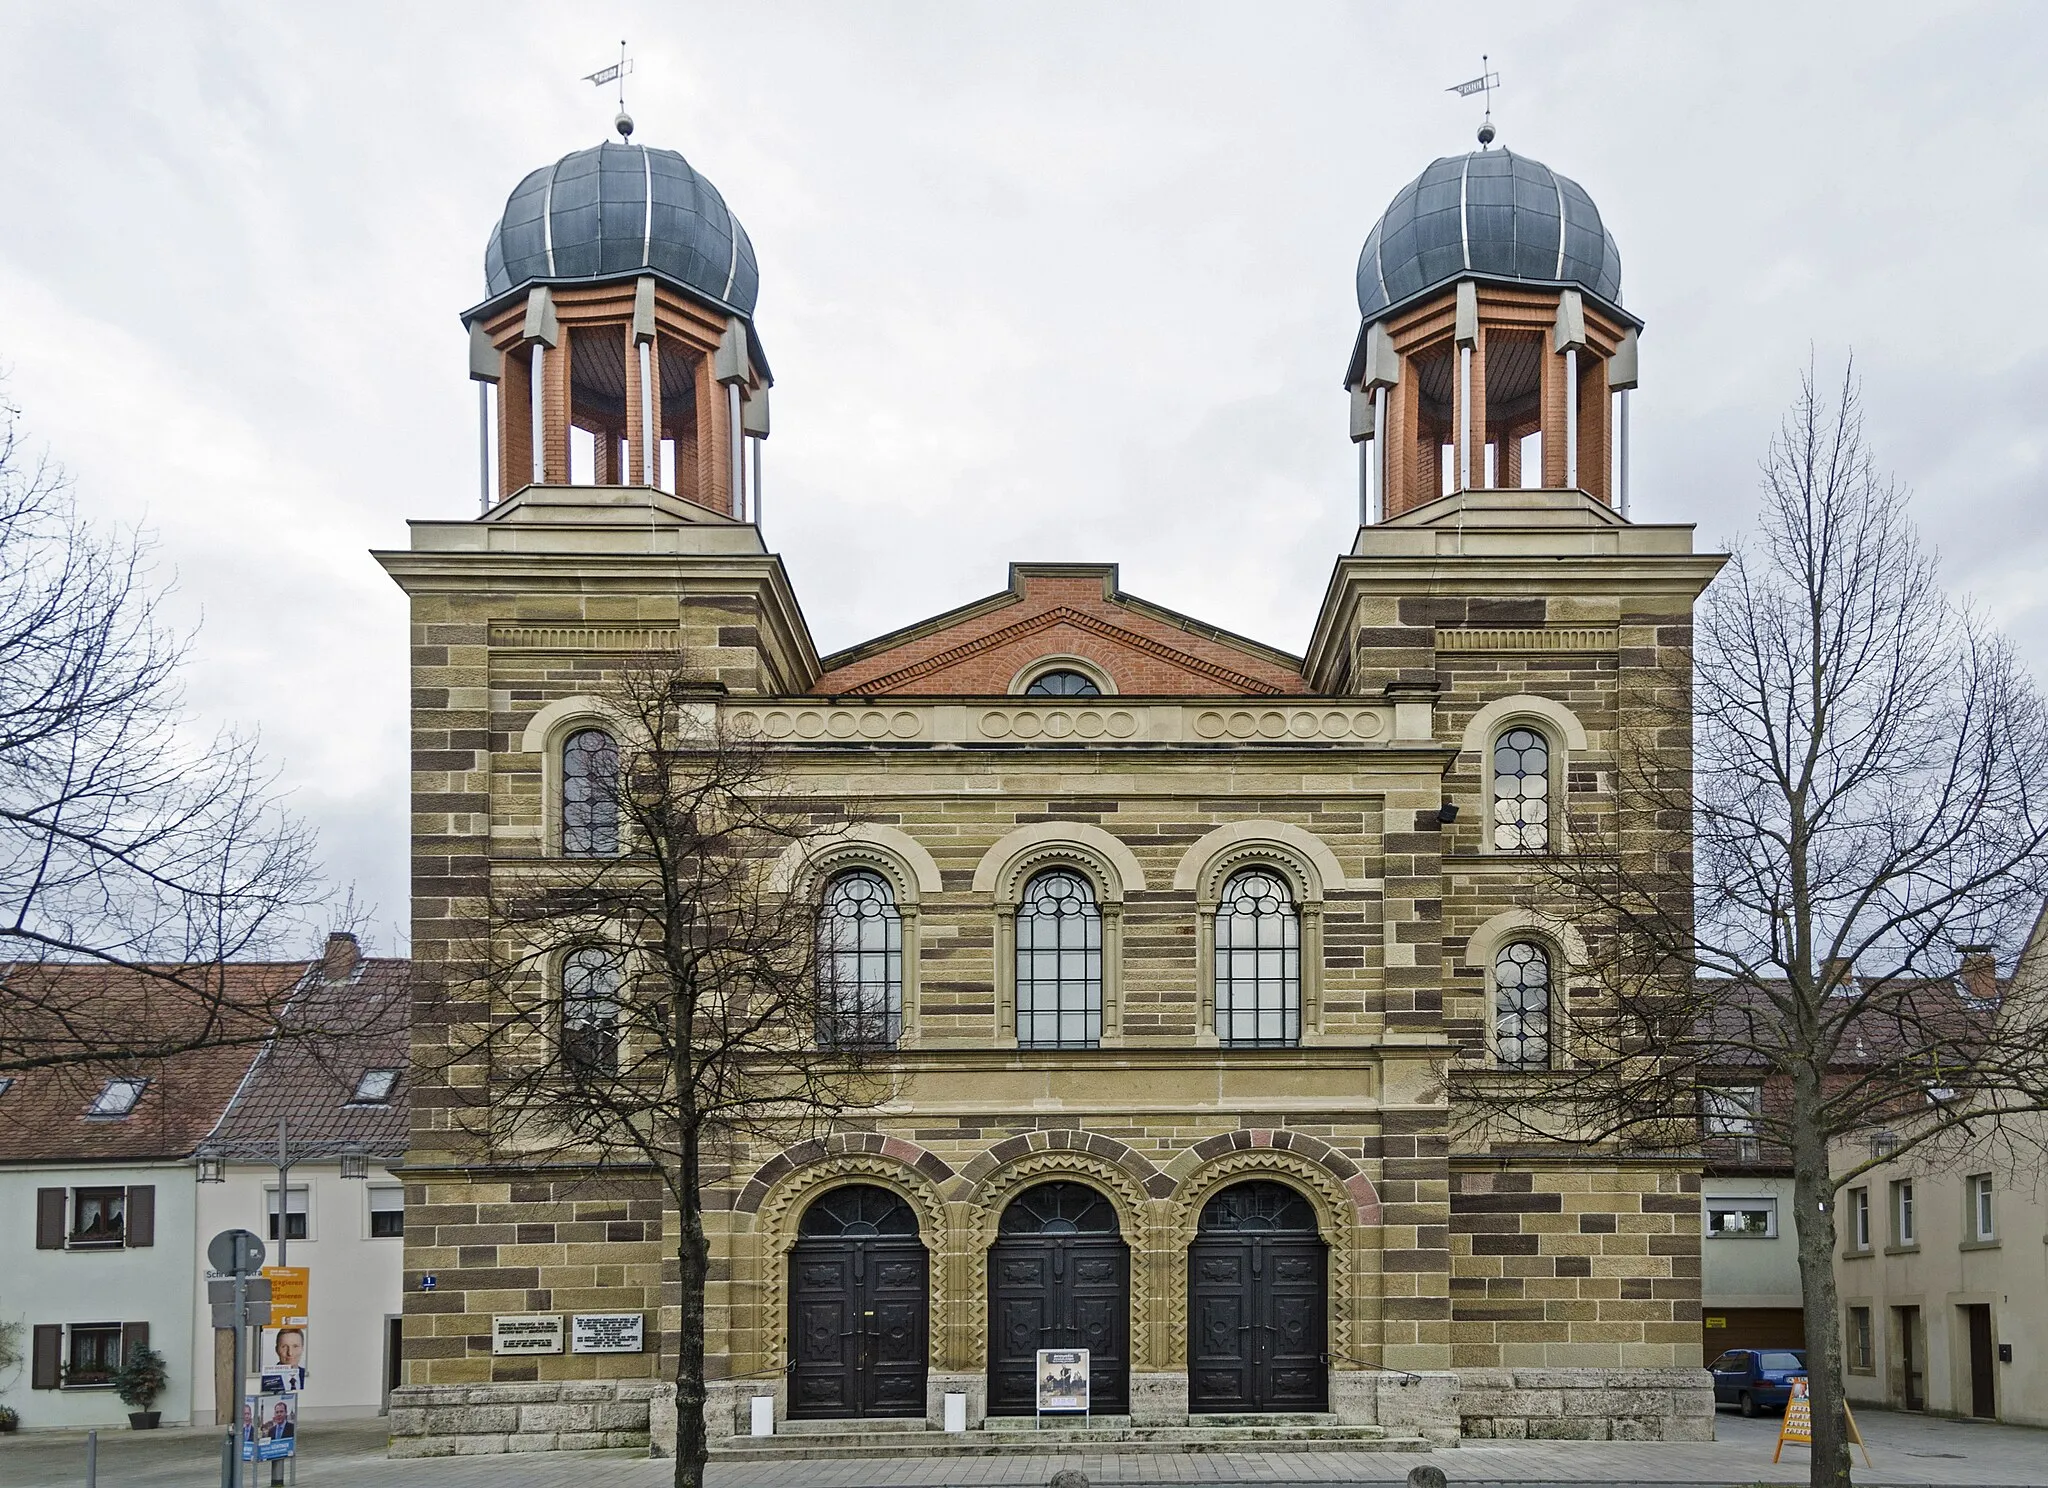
top-left (1344, 143), bottom-right (1640, 522)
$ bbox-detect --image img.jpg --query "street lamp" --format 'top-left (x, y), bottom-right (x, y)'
top-left (338, 1149), bottom-right (369, 1181)
top-left (196, 1152), bottom-right (227, 1184)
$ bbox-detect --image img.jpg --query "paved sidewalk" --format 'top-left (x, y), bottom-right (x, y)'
top-left (3, 1408), bottom-right (2044, 1487)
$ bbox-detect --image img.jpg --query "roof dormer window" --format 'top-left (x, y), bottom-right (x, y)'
top-left (349, 1069), bottom-right (400, 1105)
top-left (85, 1078), bottom-right (147, 1119)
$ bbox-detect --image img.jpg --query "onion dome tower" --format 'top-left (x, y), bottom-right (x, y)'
top-left (1345, 138), bottom-right (1639, 522)
top-left (461, 123), bottom-right (770, 518)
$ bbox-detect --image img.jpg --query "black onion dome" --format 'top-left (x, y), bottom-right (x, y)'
top-left (484, 141), bottom-right (759, 314)
top-left (1355, 149), bottom-right (1620, 321)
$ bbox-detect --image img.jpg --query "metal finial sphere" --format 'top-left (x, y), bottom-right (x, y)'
top-left (615, 109), bottom-right (635, 140)
top-left (1477, 119), bottom-right (1496, 148)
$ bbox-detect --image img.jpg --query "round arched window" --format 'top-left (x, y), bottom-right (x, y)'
top-left (1024, 669), bottom-right (1102, 697)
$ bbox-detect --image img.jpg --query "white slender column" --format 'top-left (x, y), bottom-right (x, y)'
top-left (1617, 389), bottom-right (1631, 517)
top-left (1458, 344), bottom-right (1474, 491)
top-left (1563, 346), bottom-right (1579, 490)
top-left (727, 382), bottom-right (745, 519)
top-left (1373, 386), bottom-right (1387, 524)
top-left (638, 341), bottom-right (655, 488)
top-left (529, 343), bottom-right (546, 487)
top-left (751, 438), bottom-right (763, 533)
top-left (477, 384), bottom-right (491, 512)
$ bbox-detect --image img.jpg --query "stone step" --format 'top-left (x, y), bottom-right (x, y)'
top-left (776, 1415), bottom-right (931, 1435)
top-left (712, 1423), bottom-right (1428, 1459)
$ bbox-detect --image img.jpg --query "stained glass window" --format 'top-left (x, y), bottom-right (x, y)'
top-left (562, 728), bottom-right (620, 856)
top-left (562, 946), bottom-right (622, 1077)
top-left (818, 869), bottom-right (902, 1047)
top-left (1494, 941), bottom-right (1551, 1068)
top-left (1016, 869), bottom-right (1102, 1049)
top-left (1492, 727), bottom-right (1550, 850)
top-left (1215, 868), bottom-right (1300, 1047)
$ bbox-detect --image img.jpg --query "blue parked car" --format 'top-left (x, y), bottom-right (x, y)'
top-left (1708, 1348), bottom-right (1808, 1415)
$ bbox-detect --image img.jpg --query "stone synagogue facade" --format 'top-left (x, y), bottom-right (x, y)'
top-left (379, 129), bottom-right (1724, 1453)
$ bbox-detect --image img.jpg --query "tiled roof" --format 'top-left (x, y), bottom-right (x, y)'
top-left (0, 961), bottom-right (309, 1164)
top-left (201, 957), bottom-right (411, 1162)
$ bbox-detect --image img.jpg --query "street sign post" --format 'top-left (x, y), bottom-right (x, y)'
top-left (207, 1230), bottom-right (265, 1488)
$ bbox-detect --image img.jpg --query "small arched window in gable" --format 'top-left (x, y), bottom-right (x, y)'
top-left (817, 869), bottom-right (903, 1047)
top-left (1494, 940), bottom-right (1552, 1069)
top-left (1024, 669), bottom-right (1102, 697)
top-left (1215, 867), bottom-right (1300, 1047)
top-left (562, 727), bottom-right (620, 857)
top-left (1491, 726), bottom-right (1550, 851)
top-left (562, 945), bottom-right (622, 1078)
top-left (1016, 868), bottom-right (1102, 1049)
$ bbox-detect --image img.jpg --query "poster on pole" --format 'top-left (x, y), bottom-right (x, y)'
top-left (241, 1392), bottom-right (298, 1460)
top-left (1036, 1348), bottom-right (1090, 1413)
top-left (260, 1325), bottom-right (309, 1393)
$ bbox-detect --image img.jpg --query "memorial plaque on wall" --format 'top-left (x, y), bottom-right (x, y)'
top-left (491, 1314), bottom-right (564, 1355)
top-left (571, 1313), bottom-right (644, 1354)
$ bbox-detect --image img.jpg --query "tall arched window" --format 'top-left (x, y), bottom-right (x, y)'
top-left (562, 945), bottom-right (622, 1078)
top-left (1491, 726), bottom-right (1550, 851)
top-left (562, 728), bottom-right (620, 857)
top-left (1215, 867), bottom-right (1300, 1047)
top-left (818, 869), bottom-right (902, 1047)
top-left (1494, 940), bottom-right (1551, 1069)
top-left (1016, 868), bottom-right (1102, 1049)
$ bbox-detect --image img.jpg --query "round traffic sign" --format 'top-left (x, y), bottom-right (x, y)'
top-left (207, 1227), bottom-right (266, 1276)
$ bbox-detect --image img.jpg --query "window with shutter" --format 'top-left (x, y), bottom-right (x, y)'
top-left (125, 1185), bottom-right (155, 1247)
top-left (120, 1321), bottom-right (150, 1367)
top-left (36, 1188), bottom-right (66, 1249)
top-left (31, 1324), bottom-right (61, 1389)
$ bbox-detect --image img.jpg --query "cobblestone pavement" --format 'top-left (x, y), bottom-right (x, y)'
top-left (3, 1408), bottom-right (2044, 1488)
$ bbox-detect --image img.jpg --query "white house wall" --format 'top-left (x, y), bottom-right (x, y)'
top-left (0, 1164), bottom-right (198, 1431)
top-left (1701, 1175), bottom-right (1803, 1309)
top-left (190, 1162), bottom-right (406, 1423)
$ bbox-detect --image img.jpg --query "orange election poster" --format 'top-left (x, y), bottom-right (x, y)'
top-left (1774, 1378), bottom-right (1871, 1466)
top-left (262, 1266), bottom-right (309, 1328)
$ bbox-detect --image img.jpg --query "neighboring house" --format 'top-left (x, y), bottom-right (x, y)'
top-left (188, 938), bottom-right (410, 1423)
top-left (1697, 1080), bottom-right (1805, 1359)
top-left (1833, 947), bottom-right (2046, 1427)
top-left (0, 963), bottom-right (294, 1429)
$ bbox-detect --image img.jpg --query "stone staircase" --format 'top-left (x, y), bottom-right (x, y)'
top-left (711, 1412), bottom-right (1433, 1458)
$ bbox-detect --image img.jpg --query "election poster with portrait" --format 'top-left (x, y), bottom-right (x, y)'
top-left (260, 1325), bottom-right (308, 1394)
top-left (241, 1392), bottom-right (299, 1460)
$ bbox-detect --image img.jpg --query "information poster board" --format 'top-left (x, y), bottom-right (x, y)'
top-left (241, 1392), bottom-right (298, 1460)
top-left (572, 1313), bottom-right (645, 1354)
top-left (1773, 1377), bottom-right (1872, 1466)
top-left (491, 1314), bottom-right (565, 1355)
top-left (1036, 1348), bottom-right (1090, 1413)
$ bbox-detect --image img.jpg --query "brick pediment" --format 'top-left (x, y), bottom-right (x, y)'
top-left (815, 564), bottom-right (1306, 697)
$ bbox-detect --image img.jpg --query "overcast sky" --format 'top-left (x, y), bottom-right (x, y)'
top-left (2, 2), bottom-right (2043, 952)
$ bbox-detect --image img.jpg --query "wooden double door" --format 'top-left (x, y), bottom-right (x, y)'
top-left (788, 1186), bottom-right (929, 1419)
top-left (987, 1181), bottom-right (1131, 1414)
top-left (1188, 1181), bottom-right (1329, 1413)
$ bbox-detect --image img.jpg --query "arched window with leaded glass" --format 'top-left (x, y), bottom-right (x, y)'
top-left (562, 727), bottom-right (620, 857)
top-left (1023, 668), bottom-right (1102, 697)
top-left (562, 945), bottom-right (622, 1078)
top-left (1491, 726), bottom-right (1550, 851)
top-left (1016, 868), bottom-right (1102, 1049)
top-left (818, 869), bottom-right (903, 1047)
top-left (1494, 940), bottom-right (1551, 1069)
top-left (1215, 867), bottom-right (1300, 1047)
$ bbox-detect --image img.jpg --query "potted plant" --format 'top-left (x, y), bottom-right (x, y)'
top-left (113, 1344), bottom-right (169, 1429)
top-left (0, 1404), bottom-right (19, 1433)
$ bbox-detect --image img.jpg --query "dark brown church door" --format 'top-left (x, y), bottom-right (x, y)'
top-left (1188, 1181), bottom-right (1328, 1412)
top-left (987, 1181), bottom-right (1130, 1414)
top-left (788, 1185), bottom-right (928, 1419)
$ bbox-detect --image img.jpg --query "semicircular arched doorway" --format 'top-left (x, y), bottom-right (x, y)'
top-left (987, 1180), bottom-right (1131, 1414)
top-left (1188, 1179), bottom-right (1328, 1413)
top-left (787, 1184), bottom-right (929, 1419)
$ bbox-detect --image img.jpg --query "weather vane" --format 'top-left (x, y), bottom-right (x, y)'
top-left (584, 41), bottom-right (636, 138)
top-left (1447, 55), bottom-right (1502, 147)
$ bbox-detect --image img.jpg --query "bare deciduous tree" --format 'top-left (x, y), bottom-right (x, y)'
top-left (1456, 364), bottom-right (2048, 1488)
top-left (431, 655), bottom-right (886, 1488)
top-left (0, 385), bottom-right (330, 1072)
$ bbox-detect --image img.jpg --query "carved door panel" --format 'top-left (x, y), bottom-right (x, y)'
top-left (986, 1238), bottom-right (1130, 1414)
top-left (788, 1237), bottom-right (928, 1417)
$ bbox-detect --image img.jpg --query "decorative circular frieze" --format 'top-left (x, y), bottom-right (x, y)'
top-left (1192, 708), bottom-right (1385, 741)
top-left (728, 709), bottom-right (922, 741)
top-left (978, 709), bottom-right (1139, 740)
